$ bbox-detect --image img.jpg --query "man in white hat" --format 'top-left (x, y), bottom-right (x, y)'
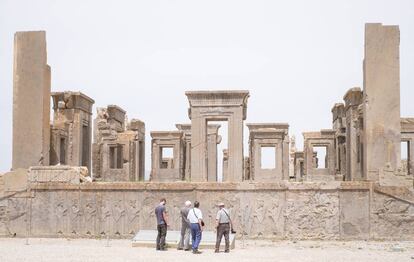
top-left (177, 200), bottom-right (192, 251)
top-left (215, 202), bottom-right (232, 253)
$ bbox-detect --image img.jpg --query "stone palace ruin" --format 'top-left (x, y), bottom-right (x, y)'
top-left (1, 23), bottom-right (414, 240)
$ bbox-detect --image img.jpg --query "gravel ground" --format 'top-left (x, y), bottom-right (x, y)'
top-left (0, 238), bottom-right (413, 262)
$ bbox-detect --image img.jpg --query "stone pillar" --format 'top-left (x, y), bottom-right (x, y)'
top-left (363, 23), bottom-right (401, 181)
top-left (227, 108), bottom-right (245, 182)
top-left (207, 125), bottom-right (221, 182)
top-left (222, 149), bottom-right (228, 181)
top-left (189, 109), bottom-right (207, 181)
top-left (12, 31), bottom-right (50, 169)
top-left (343, 88), bottom-right (363, 181)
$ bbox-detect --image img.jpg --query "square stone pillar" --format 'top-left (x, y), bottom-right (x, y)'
top-left (207, 124), bottom-right (221, 182)
top-left (12, 31), bottom-right (50, 169)
top-left (363, 23), bottom-right (401, 181)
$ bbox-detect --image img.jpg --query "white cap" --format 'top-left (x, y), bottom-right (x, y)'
top-left (185, 200), bottom-right (192, 207)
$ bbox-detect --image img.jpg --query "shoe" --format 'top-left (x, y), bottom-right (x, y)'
top-left (214, 250), bottom-right (219, 253)
top-left (160, 248), bottom-right (168, 251)
top-left (225, 250), bottom-right (230, 253)
top-left (192, 249), bottom-right (202, 254)
top-left (177, 247), bottom-right (183, 250)
top-left (184, 248), bottom-right (191, 251)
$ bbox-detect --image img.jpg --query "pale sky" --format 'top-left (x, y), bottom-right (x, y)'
top-left (1, 0), bottom-right (413, 175)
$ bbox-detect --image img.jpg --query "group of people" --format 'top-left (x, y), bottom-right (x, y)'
top-left (154, 198), bottom-right (234, 254)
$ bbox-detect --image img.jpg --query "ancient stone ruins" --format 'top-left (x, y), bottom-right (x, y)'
top-left (1, 23), bottom-right (414, 240)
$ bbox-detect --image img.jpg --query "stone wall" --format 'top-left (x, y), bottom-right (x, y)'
top-left (1, 181), bottom-right (414, 240)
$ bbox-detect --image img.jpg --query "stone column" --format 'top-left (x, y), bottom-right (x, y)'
top-left (363, 23), bottom-right (401, 180)
top-left (227, 109), bottom-right (244, 182)
top-left (344, 88), bottom-right (363, 181)
top-left (207, 125), bottom-right (221, 182)
top-left (12, 31), bottom-right (50, 169)
top-left (282, 133), bottom-right (290, 180)
top-left (190, 108), bottom-right (207, 182)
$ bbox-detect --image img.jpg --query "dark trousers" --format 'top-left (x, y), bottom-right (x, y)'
top-left (215, 223), bottom-right (230, 251)
top-left (156, 224), bottom-right (167, 250)
top-left (190, 223), bottom-right (202, 250)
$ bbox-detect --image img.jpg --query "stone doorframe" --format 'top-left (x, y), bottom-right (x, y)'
top-left (303, 129), bottom-right (336, 181)
top-left (185, 90), bottom-right (249, 182)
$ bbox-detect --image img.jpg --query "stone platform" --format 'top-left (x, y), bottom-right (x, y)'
top-left (132, 230), bottom-right (236, 249)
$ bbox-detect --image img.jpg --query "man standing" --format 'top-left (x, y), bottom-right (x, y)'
top-left (215, 202), bottom-right (232, 253)
top-left (187, 201), bottom-right (203, 254)
top-left (155, 198), bottom-right (168, 251)
top-left (177, 200), bottom-right (191, 251)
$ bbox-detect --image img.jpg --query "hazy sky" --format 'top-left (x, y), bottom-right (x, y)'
top-left (1, 0), bottom-right (413, 175)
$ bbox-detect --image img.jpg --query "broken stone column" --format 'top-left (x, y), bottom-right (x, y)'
top-left (12, 31), bottom-right (50, 169)
top-left (343, 88), bottom-right (363, 181)
top-left (222, 149), bottom-right (228, 181)
top-left (331, 103), bottom-right (346, 180)
top-left (363, 23), bottom-right (401, 182)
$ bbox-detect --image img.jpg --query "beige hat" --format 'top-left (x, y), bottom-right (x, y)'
top-left (217, 202), bottom-right (225, 207)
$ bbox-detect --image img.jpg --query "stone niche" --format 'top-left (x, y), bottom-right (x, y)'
top-left (185, 90), bottom-right (249, 182)
top-left (303, 130), bottom-right (336, 181)
top-left (92, 105), bottom-right (145, 182)
top-left (247, 123), bottom-right (290, 181)
top-left (150, 131), bottom-right (184, 182)
top-left (50, 91), bottom-right (95, 172)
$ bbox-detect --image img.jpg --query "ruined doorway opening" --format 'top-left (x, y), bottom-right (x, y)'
top-left (314, 146), bottom-right (327, 169)
top-left (261, 146), bottom-right (276, 169)
top-left (401, 141), bottom-right (410, 175)
top-left (207, 120), bottom-right (227, 182)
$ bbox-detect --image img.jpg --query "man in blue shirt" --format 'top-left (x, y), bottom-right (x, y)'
top-left (155, 198), bottom-right (168, 250)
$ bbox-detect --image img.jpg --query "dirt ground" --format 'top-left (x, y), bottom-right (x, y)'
top-left (0, 238), bottom-right (413, 262)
